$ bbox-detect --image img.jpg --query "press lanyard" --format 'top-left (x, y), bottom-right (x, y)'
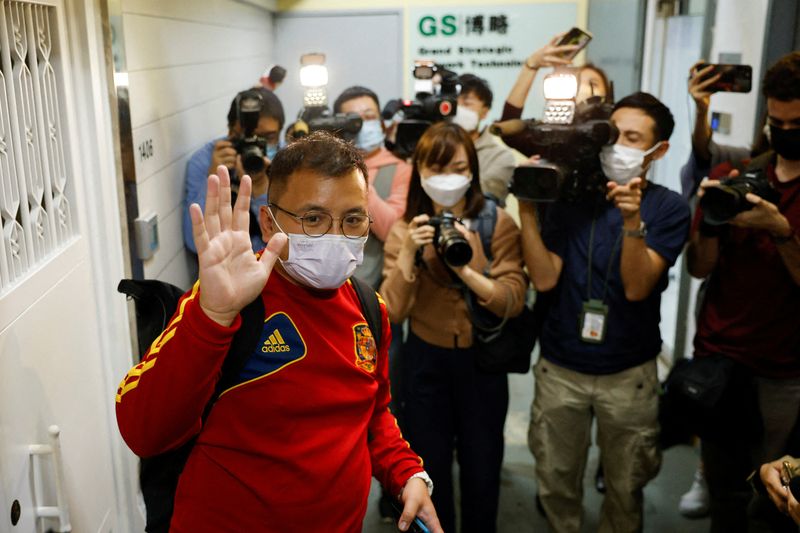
top-left (580, 204), bottom-right (623, 344)
top-left (585, 210), bottom-right (623, 304)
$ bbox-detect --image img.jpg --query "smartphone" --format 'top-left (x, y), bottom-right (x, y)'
top-left (557, 27), bottom-right (593, 60)
top-left (389, 500), bottom-right (432, 533)
top-left (697, 63), bottom-right (752, 93)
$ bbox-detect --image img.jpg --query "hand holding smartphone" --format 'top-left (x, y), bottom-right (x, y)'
top-left (693, 63), bottom-right (752, 93)
top-left (556, 27), bottom-right (592, 60)
top-left (390, 499), bottom-right (432, 533)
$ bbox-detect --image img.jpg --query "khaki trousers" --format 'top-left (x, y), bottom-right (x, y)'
top-left (529, 358), bottom-right (662, 533)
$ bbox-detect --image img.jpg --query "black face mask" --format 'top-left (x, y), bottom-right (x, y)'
top-left (769, 125), bottom-right (800, 161)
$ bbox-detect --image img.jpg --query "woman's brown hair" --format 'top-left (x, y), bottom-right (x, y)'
top-left (403, 122), bottom-right (485, 222)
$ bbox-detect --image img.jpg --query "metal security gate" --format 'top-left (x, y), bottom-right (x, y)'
top-left (0, 1), bottom-right (74, 292)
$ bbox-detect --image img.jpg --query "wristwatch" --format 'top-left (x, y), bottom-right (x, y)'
top-left (406, 471), bottom-right (434, 496)
top-left (624, 221), bottom-right (647, 238)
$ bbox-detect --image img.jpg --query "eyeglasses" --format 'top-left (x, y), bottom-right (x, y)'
top-left (269, 203), bottom-right (372, 239)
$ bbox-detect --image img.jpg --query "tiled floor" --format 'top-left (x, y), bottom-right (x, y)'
top-left (363, 368), bottom-right (711, 532)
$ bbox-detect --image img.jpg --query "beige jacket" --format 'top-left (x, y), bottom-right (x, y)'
top-left (380, 207), bottom-right (528, 349)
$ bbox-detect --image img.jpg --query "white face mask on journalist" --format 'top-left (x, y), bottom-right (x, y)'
top-left (269, 208), bottom-right (367, 290)
top-left (599, 142), bottom-right (662, 185)
top-left (451, 106), bottom-right (481, 132)
top-left (421, 173), bottom-right (472, 208)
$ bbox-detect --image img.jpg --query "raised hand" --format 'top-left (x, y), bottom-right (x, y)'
top-left (525, 32), bottom-right (578, 70)
top-left (190, 165), bottom-right (287, 326)
top-left (607, 177), bottom-right (643, 222)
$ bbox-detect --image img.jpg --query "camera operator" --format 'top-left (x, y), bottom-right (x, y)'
top-left (686, 51), bottom-right (800, 533)
top-left (333, 86), bottom-right (412, 289)
top-left (451, 74), bottom-right (517, 206)
top-left (380, 122), bottom-right (527, 533)
top-left (519, 92), bottom-right (690, 533)
top-left (182, 88), bottom-right (285, 258)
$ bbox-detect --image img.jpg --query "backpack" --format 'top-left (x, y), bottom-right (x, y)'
top-left (118, 275), bottom-right (382, 532)
top-left (465, 197), bottom-right (541, 374)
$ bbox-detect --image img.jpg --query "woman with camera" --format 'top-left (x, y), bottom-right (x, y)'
top-left (380, 122), bottom-right (528, 533)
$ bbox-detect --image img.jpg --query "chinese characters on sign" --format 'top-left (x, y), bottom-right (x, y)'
top-left (409, 4), bottom-right (578, 119)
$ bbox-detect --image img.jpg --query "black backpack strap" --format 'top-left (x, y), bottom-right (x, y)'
top-left (211, 295), bottom-right (266, 402)
top-left (350, 276), bottom-right (383, 351)
top-left (472, 196), bottom-right (499, 269)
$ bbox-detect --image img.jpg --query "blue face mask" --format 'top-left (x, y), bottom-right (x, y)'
top-left (355, 120), bottom-right (385, 153)
top-left (266, 144), bottom-right (278, 161)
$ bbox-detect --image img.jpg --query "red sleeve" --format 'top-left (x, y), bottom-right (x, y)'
top-left (115, 283), bottom-right (242, 457)
top-left (367, 295), bottom-right (424, 496)
top-left (501, 101), bottom-right (523, 121)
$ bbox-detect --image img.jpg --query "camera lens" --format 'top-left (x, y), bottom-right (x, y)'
top-left (700, 185), bottom-right (745, 225)
top-left (241, 144), bottom-right (265, 174)
top-left (436, 223), bottom-right (472, 267)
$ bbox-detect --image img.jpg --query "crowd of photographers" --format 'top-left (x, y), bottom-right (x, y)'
top-left (176, 33), bottom-right (800, 533)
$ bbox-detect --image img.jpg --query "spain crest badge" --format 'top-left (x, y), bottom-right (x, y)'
top-left (353, 323), bottom-right (377, 373)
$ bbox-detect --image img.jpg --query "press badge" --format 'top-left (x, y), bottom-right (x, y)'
top-left (579, 299), bottom-right (608, 344)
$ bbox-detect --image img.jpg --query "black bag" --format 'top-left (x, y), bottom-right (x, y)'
top-left (118, 276), bottom-right (382, 532)
top-left (659, 354), bottom-right (759, 447)
top-left (466, 197), bottom-right (540, 374)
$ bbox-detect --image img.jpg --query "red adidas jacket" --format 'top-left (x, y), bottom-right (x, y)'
top-left (116, 272), bottom-right (423, 532)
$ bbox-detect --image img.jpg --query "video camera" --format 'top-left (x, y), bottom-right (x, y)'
top-left (427, 212), bottom-right (472, 268)
top-left (492, 68), bottom-right (618, 202)
top-left (290, 52), bottom-right (363, 141)
top-left (382, 60), bottom-right (459, 158)
top-left (231, 90), bottom-right (270, 175)
top-left (700, 168), bottom-right (780, 225)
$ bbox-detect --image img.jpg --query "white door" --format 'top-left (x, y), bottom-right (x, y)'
top-left (0, 1), bottom-right (135, 531)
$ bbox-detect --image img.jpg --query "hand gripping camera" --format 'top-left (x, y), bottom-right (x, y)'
top-left (382, 60), bottom-right (459, 158)
top-left (231, 90), bottom-right (270, 175)
top-left (492, 68), bottom-right (618, 202)
top-left (700, 168), bottom-right (781, 225)
top-left (428, 212), bottom-right (472, 268)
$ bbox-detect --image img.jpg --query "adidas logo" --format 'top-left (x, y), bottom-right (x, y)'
top-left (261, 328), bottom-right (291, 353)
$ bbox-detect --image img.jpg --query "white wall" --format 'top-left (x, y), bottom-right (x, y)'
top-left (705, 0), bottom-right (770, 148)
top-left (122, 0), bottom-right (275, 290)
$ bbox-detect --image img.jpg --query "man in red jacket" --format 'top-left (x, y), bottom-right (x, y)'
top-left (116, 132), bottom-right (441, 533)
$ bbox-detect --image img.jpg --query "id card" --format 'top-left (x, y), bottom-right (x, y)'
top-left (579, 299), bottom-right (608, 344)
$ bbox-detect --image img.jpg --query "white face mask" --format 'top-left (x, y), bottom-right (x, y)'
top-left (269, 209), bottom-right (367, 290)
top-left (451, 106), bottom-right (481, 132)
top-left (421, 173), bottom-right (471, 208)
top-left (599, 142), bottom-right (662, 185)
top-left (355, 119), bottom-right (385, 153)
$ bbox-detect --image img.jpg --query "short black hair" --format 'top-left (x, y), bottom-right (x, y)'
top-left (333, 86), bottom-right (381, 114)
top-left (458, 73), bottom-right (493, 109)
top-left (227, 87), bottom-right (285, 129)
top-left (613, 91), bottom-right (675, 142)
top-left (268, 65), bottom-right (286, 84)
top-left (267, 130), bottom-right (369, 203)
top-left (763, 51), bottom-right (800, 102)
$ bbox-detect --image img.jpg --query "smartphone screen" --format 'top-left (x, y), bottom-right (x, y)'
top-left (699, 64), bottom-right (753, 93)
top-left (557, 27), bottom-right (592, 60)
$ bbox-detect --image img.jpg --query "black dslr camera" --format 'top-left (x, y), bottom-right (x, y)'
top-left (231, 90), bottom-right (269, 175)
top-left (427, 212), bottom-right (472, 268)
top-left (493, 68), bottom-right (618, 202)
top-left (382, 60), bottom-right (459, 158)
top-left (700, 169), bottom-right (780, 225)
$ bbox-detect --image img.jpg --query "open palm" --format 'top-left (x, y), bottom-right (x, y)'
top-left (189, 165), bottom-right (287, 326)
